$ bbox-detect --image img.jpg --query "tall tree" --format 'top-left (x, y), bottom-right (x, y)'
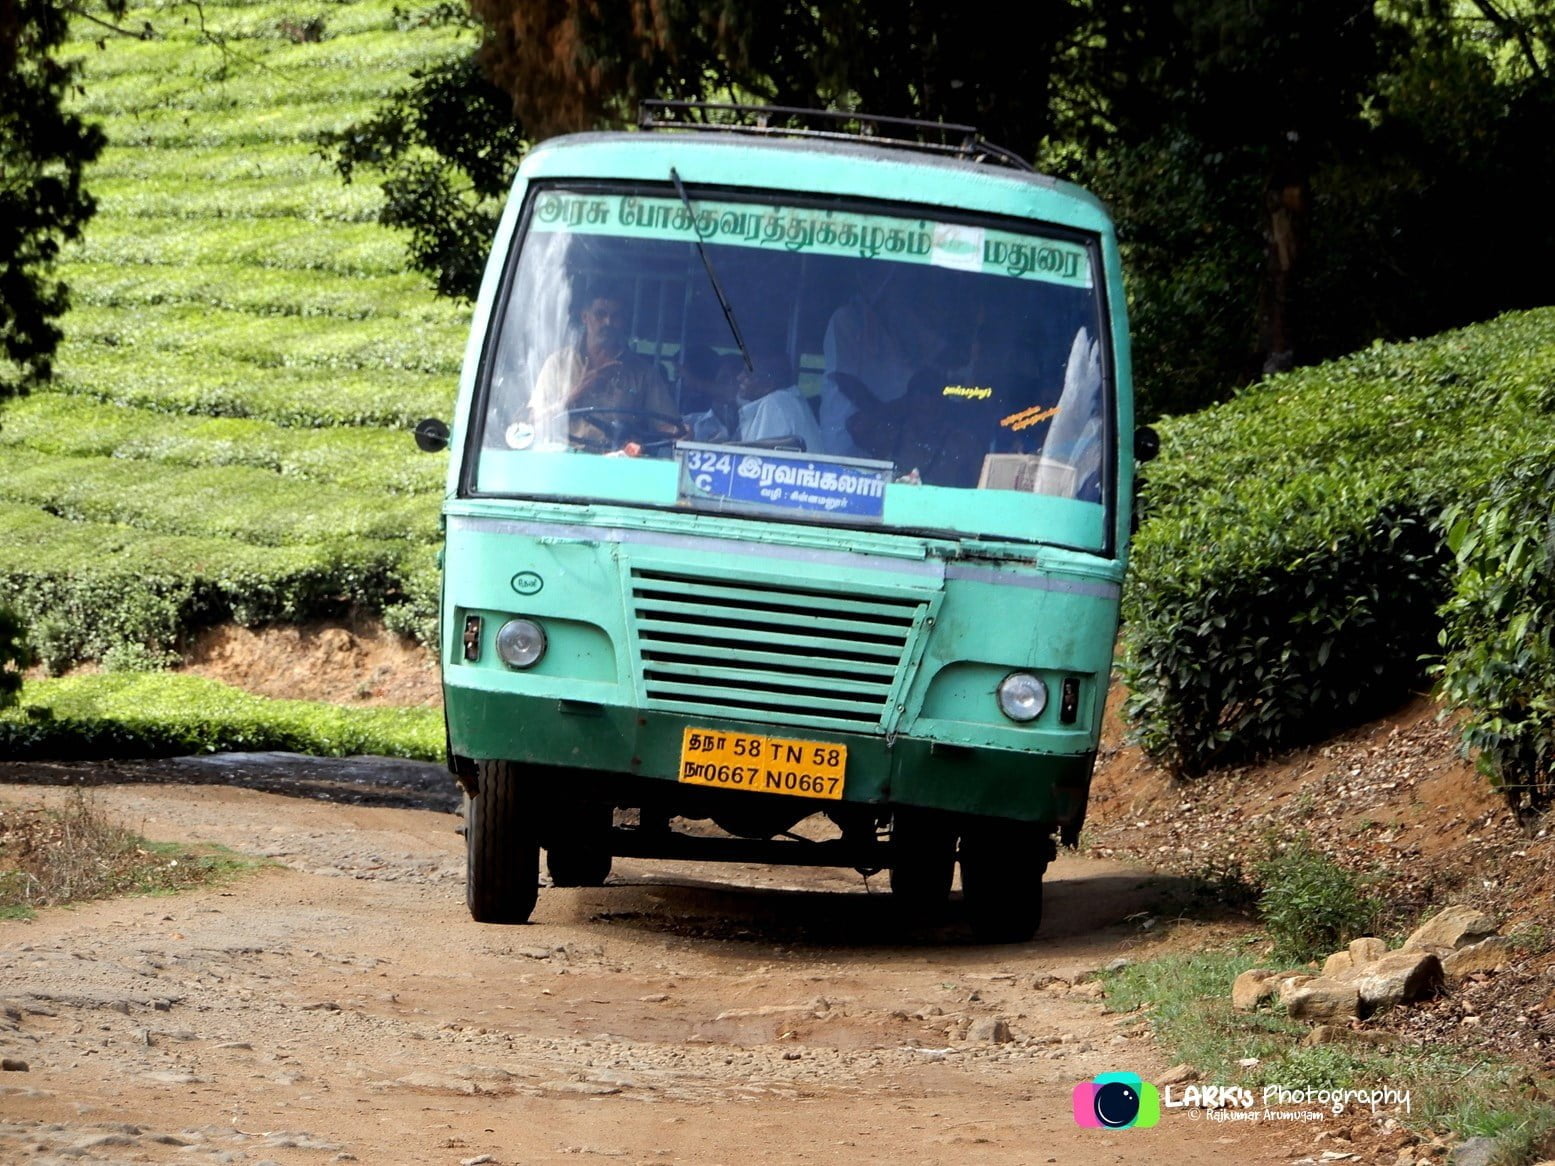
top-left (0, 0), bottom-right (108, 399)
top-left (333, 0), bottom-right (1555, 416)
top-left (333, 0), bottom-right (1090, 300)
top-left (469, 0), bottom-right (1086, 150)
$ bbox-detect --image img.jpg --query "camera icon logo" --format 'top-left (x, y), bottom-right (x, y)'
top-left (1072, 1071), bottom-right (1161, 1129)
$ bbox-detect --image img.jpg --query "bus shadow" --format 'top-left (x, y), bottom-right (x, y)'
top-left (572, 863), bottom-right (1249, 951)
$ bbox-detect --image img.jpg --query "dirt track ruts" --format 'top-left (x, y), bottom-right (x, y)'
top-left (0, 760), bottom-right (1324, 1165)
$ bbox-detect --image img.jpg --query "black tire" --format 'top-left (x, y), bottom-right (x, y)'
top-left (544, 798), bottom-right (613, 888)
top-left (889, 809), bottom-right (957, 920)
top-left (465, 760), bottom-right (539, 924)
top-left (959, 820), bottom-right (1054, 944)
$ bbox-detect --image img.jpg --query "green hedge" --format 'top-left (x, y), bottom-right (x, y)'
top-left (53, 349), bottom-right (454, 426)
top-left (0, 503), bottom-right (423, 669)
top-left (1437, 448), bottom-right (1555, 811)
top-left (0, 453), bottom-right (438, 545)
top-left (0, 396), bottom-right (446, 495)
top-left (1123, 308), bottom-right (1555, 774)
top-left (0, 674), bottom-right (442, 760)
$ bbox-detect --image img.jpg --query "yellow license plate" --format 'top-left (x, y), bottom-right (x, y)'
top-left (678, 728), bottom-right (847, 800)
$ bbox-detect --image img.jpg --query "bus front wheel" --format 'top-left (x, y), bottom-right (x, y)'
top-left (959, 821), bottom-right (1054, 944)
top-left (465, 760), bottom-right (539, 924)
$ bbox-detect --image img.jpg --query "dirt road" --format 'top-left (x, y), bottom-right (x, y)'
top-left (0, 766), bottom-right (1327, 1165)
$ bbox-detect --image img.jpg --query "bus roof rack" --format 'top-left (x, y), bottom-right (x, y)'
top-left (637, 101), bottom-right (1034, 173)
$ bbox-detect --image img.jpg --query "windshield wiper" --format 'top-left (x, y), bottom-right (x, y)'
top-left (669, 167), bottom-right (754, 373)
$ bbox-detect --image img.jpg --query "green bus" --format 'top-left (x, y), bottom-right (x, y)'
top-left (425, 105), bottom-right (1145, 942)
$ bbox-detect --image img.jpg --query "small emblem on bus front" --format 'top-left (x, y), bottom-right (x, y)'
top-left (510, 571), bottom-right (544, 596)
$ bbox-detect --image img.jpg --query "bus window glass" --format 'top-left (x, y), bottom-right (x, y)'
top-left (475, 188), bottom-right (1109, 516)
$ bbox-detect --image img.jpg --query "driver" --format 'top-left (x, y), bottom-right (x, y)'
top-left (512, 286), bottom-right (680, 450)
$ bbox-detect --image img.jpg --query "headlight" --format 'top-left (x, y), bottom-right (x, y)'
top-left (495, 618), bottom-right (547, 668)
top-left (997, 672), bottom-right (1048, 722)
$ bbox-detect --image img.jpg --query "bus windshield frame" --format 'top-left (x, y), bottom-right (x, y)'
top-left (463, 180), bottom-right (1118, 554)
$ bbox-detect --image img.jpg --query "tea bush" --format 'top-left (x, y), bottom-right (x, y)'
top-left (0, 606), bottom-right (30, 711)
top-left (0, 397), bottom-right (446, 495)
top-left (1437, 446), bottom-right (1555, 811)
top-left (67, 262), bottom-right (459, 320)
top-left (65, 303), bottom-right (462, 374)
top-left (0, 674), bottom-right (442, 760)
top-left (1123, 308), bottom-right (1555, 773)
top-left (0, 503), bottom-right (412, 665)
top-left (74, 217), bottom-right (412, 276)
top-left (54, 348), bottom-right (453, 427)
top-left (0, 453), bottom-right (437, 545)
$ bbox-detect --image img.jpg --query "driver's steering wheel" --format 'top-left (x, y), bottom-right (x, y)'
top-left (567, 407), bottom-right (686, 454)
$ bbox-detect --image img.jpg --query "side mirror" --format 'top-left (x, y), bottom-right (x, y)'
top-left (1134, 425), bottom-right (1159, 464)
top-left (414, 418), bottom-right (450, 453)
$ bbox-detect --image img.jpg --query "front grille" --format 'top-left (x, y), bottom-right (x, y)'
top-left (628, 567), bottom-right (930, 732)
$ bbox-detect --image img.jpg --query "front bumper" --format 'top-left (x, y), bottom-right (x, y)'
top-left (444, 687), bottom-right (1093, 826)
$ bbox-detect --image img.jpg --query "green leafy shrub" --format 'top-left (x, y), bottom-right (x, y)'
top-left (0, 502), bottom-right (421, 667)
top-left (0, 605), bottom-right (31, 710)
top-left (0, 673), bottom-right (442, 760)
top-left (100, 642), bottom-right (178, 673)
top-left (381, 544), bottom-right (441, 646)
top-left (1256, 836), bottom-right (1380, 963)
top-left (1123, 309), bottom-right (1555, 773)
top-left (1437, 448), bottom-right (1555, 812)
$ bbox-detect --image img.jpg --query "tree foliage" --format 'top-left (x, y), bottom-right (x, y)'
top-left (322, 8), bottom-right (526, 300)
top-left (1045, 0), bottom-right (1555, 416)
top-left (468, 0), bottom-right (1085, 146)
top-left (332, 0), bottom-right (1555, 415)
top-left (0, 0), bottom-right (110, 399)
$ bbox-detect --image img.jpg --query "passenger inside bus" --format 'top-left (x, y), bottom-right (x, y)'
top-left (680, 347), bottom-right (825, 452)
top-left (847, 365), bottom-right (987, 487)
top-left (818, 270), bottom-right (951, 457)
top-left (735, 350), bottom-right (825, 452)
top-left (678, 345), bottom-right (740, 441)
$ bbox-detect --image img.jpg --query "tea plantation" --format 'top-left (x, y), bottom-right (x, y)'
top-left (5, 0), bottom-right (1555, 791)
top-left (1, 0), bottom-right (469, 673)
top-left (0, 0), bottom-right (467, 756)
top-left (1124, 307), bottom-right (1555, 803)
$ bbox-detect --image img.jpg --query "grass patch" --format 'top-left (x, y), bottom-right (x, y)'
top-left (1101, 950), bottom-right (1555, 1159)
top-left (1256, 835), bottom-right (1383, 962)
top-left (0, 673), bottom-right (443, 761)
top-left (0, 791), bottom-right (259, 918)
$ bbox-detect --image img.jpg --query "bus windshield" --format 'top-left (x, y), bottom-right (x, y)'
top-left (473, 185), bottom-right (1111, 541)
